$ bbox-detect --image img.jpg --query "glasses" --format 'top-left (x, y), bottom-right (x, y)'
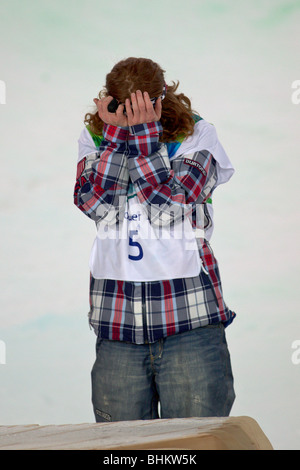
top-left (107, 84), bottom-right (167, 114)
top-left (149, 83), bottom-right (167, 106)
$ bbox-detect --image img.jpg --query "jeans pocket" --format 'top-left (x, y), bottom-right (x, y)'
top-left (95, 408), bottom-right (112, 422)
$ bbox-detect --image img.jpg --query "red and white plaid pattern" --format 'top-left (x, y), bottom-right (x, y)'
top-left (74, 121), bottom-right (236, 344)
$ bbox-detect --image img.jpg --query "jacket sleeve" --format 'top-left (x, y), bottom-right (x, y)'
top-left (127, 121), bottom-right (218, 226)
top-left (73, 124), bottom-right (129, 223)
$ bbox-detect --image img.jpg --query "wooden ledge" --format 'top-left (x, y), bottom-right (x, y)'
top-left (0, 416), bottom-right (273, 450)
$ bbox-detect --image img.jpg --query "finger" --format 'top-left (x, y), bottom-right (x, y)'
top-left (96, 96), bottom-right (113, 121)
top-left (154, 97), bottom-right (162, 119)
top-left (94, 98), bottom-right (103, 115)
top-left (135, 90), bottom-right (147, 124)
top-left (103, 96), bottom-right (114, 109)
top-left (143, 91), bottom-right (153, 113)
top-left (130, 92), bottom-right (140, 117)
top-left (93, 98), bottom-right (102, 110)
top-left (115, 104), bottom-right (128, 127)
top-left (125, 98), bottom-right (133, 119)
top-left (115, 103), bottom-right (125, 117)
top-left (136, 90), bottom-right (146, 113)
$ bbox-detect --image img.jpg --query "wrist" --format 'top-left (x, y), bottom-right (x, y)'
top-left (128, 121), bottom-right (162, 137)
top-left (127, 122), bottom-right (162, 157)
top-left (103, 123), bottom-right (129, 143)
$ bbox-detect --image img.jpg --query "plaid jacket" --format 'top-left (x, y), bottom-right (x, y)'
top-left (74, 119), bottom-right (236, 344)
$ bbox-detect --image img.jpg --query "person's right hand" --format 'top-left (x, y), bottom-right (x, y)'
top-left (125, 90), bottom-right (162, 126)
top-left (93, 96), bottom-right (128, 127)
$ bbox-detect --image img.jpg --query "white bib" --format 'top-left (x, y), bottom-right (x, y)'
top-left (89, 190), bottom-right (202, 281)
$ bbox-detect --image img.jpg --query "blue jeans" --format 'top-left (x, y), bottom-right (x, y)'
top-left (91, 323), bottom-right (235, 422)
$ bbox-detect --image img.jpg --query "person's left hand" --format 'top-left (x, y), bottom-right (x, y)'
top-left (93, 96), bottom-right (128, 127)
top-left (125, 90), bottom-right (162, 126)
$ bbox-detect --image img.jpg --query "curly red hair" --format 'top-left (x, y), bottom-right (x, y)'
top-left (84, 57), bottom-right (198, 142)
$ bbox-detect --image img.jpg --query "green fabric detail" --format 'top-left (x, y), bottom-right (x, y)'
top-left (193, 113), bottom-right (202, 123)
top-left (86, 125), bottom-right (104, 149)
top-left (127, 182), bottom-right (137, 200)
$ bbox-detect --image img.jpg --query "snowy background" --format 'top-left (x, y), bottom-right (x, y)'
top-left (0, 0), bottom-right (299, 450)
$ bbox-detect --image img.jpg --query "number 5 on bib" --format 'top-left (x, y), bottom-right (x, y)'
top-left (128, 230), bottom-right (143, 261)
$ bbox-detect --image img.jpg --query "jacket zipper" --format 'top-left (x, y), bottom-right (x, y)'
top-left (141, 282), bottom-right (148, 343)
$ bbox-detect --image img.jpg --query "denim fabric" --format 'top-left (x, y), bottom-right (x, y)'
top-left (91, 323), bottom-right (235, 422)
